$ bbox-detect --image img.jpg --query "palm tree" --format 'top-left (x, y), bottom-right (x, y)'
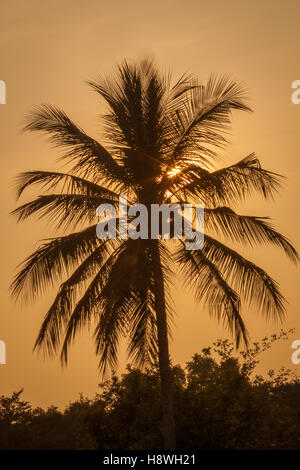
top-left (11, 58), bottom-right (298, 449)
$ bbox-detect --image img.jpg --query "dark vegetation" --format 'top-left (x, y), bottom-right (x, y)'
top-left (1, 332), bottom-right (299, 450)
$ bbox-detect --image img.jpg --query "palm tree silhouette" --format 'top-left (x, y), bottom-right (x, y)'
top-left (11, 58), bottom-right (298, 449)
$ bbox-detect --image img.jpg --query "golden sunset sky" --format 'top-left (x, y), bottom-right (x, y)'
top-left (1, 0), bottom-right (300, 408)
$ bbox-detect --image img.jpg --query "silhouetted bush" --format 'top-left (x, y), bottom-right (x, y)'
top-left (1, 331), bottom-right (299, 449)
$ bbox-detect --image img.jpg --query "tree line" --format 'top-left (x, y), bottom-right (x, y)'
top-left (1, 332), bottom-right (299, 450)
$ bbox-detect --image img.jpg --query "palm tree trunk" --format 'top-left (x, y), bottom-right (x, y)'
top-left (152, 241), bottom-right (176, 450)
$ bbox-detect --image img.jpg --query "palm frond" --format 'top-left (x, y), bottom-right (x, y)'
top-left (60, 245), bottom-right (121, 364)
top-left (166, 153), bottom-right (283, 205)
top-left (202, 235), bottom-right (286, 321)
top-left (10, 224), bottom-right (100, 300)
top-left (11, 193), bottom-right (117, 230)
top-left (93, 239), bottom-right (173, 374)
top-left (204, 206), bottom-right (298, 262)
top-left (24, 105), bottom-right (127, 190)
top-left (167, 75), bottom-right (251, 165)
top-left (34, 239), bottom-right (114, 356)
top-left (126, 239), bottom-right (174, 368)
top-left (127, 291), bottom-right (158, 368)
top-left (14, 170), bottom-right (120, 200)
top-left (88, 59), bottom-right (163, 151)
top-left (94, 240), bottom-right (143, 373)
top-left (88, 59), bottom-right (170, 185)
top-left (176, 240), bottom-right (248, 347)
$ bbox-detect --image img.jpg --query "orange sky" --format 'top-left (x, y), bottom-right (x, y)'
top-left (1, 0), bottom-right (300, 408)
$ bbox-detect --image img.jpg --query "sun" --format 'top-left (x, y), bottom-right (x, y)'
top-left (167, 166), bottom-right (181, 178)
